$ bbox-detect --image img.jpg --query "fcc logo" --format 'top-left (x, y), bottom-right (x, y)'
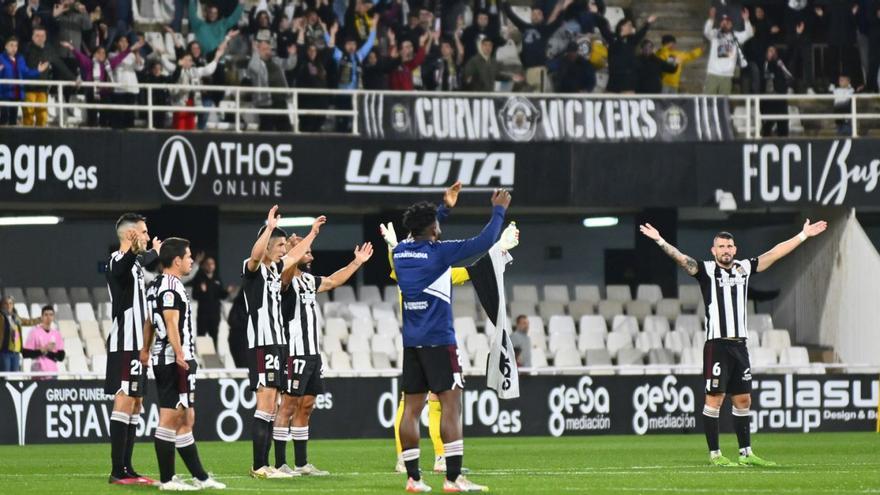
top-left (157, 136), bottom-right (198, 201)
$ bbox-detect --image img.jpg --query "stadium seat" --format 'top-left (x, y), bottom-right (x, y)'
top-left (351, 351), bottom-right (373, 370)
top-left (617, 348), bottom-right (645, 366)
top-left (383, 285), bottom-right (399, 304)
top-left (58, 320), bottom-right (79, 339)
top-left (548, 332), bottom-right (576, 355)
top-left (371, 303), bottom-right (397, 322)
top-left (529, 327), bottom-right (547, 351)
top-left (611, 315), bottom-right (639, 339)
top-left (91, 288), bottom-right (110, 305)
top-left (4, 287), bottom-right (26, 303)
top-left (554, 348), bottom-right (582, 367)
top-left (329, 351), bottom-right (352, 371)
top-left (455, 285), bottom-right (476, 304)
top-left (574, 285), bottom-right (601, 303)
top-left (635, 284), bottom-right (663, 305)
top-left (79, 320), bottom-right (102, 341)
top-left (371, 334), bottom-right (397, 358)
top-left (56, 304), bottom-right (75, 320)
top-left (323, 302), bottom-right (348, 320)
top-left (548, 315), bottom-right (576, 336)
top-left (348, 303), bottom-right (372, 321)
top-left (91, 354), bottom-right (107, 374)
top-left (26, 287), bottom-right (49, 304)
top-left (674, 315), bottom-right (702, 335)
top-left (371, 352), bottom-right (393, 369)
top-left (14, 303), bottom-right (30, 318)
top-left (350, 318), bottom-right (374, 339)
top-left (625, 300), bottom-right (652, 322)
top-left (359, 285), bottom-right (383, 304)
top-left (316, 292), bottom-right (331, 307)
top-left (347, 334), bottom-right (371, 354)
top-left (751, 347), bottom-right (777, 367)
top-left (452, 300), bottom-right (478, 319)
top-left (648, 348), bottom-right (675, 366)
top-left (605, 330), bottom-right (633, 359)
top-left (85, 337), bottom-right (105, 357)
top-left (664, 330), bottom-right (691, 357)
top-left (375, 317), bottom-right (399, 337)
top-left (779, 346), bottom-right (810, 367)
top-left (99, 319), bottom-right (112, 339)
top-left (195, 336), bottom-right (217, 356)
top-left (454, 317), bottom-right (478, 340)
top-left (538, 301), bottom-right (566, 321)
top-left (322, 335), bottom-right (344, 354)
top-left (643, 316), bottom-right (671, 338)
top-left (466, 333), bottom-right (490, 354)
top-left (74, 302), bottom-right (97, 322)
top-left (578, 325), bottom-right (606, 352)
top-left (509, 300), bottom-right (537, 318)
top-left (527, 315), bottom-right (545, 335)
top-left (458, 346), bottom-right (472, 369)
top-left (333, 286), bottom-right (357, 303)
top-left (48, 287), bottom-right (70, 304)
top-left (512, 285), bottom-right (539, 303)
top-left (749, 314), bottom-right (774, 334)
top-left (679, 347), bottom-right (702, 367)
top-left (530, 347), bottom-right (549, 367)
top-left (64, 337), bottom-right (85, 358)
top-left (324, 318), bottom-right (349, 343)
top-left (585, 348), bottom-right (612, 366)
top-left (543, 285), bottom-right (570, 303)
top-left (597, 300), bottom-right (624, 322)
top-left (567, 300), bottom-right (595, 320)
top-left (605, 285), bottom-right (632, 302)
top-left (762, 329), bottom-right (792, 356)
top-left (579, 314), bottom-right (607, 334)
top-left (635, 331), bottom-right (663, 353)
top-left (472, 348), bottom-right (490, 371)
top-left (655, 299), bottom-right (681, 321)
top-left (678, 284), bottom-right (702, 312)
top-left (67, 354), bottom-right (90, 373)
top-left (29, 303), bottom-right (43, 320)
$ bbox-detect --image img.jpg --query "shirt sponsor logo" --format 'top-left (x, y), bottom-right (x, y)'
top-left (393, 251), bottom-right (428, 259)
top-left (403, 301), bottom-right (429, 311)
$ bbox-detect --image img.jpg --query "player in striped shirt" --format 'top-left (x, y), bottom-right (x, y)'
top-left (141, 237), bottom-right (225, 491)
top-left (271, 236), bottom-right (374, 476)
top-left (640, 218), bottom-right (827, 467)
top-left (105, 212), bottom-right (160, 485)
top-left (243, 206), bottom-right (325, 479)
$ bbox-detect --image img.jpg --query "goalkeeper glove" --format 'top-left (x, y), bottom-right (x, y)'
top-left (498, 222), bottom-right (519, 251)
top-left (379, 222), bottom-right (398, 248)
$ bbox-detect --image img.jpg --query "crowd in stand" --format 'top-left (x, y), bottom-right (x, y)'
top-left (0, 0), bottom-right (878, 131)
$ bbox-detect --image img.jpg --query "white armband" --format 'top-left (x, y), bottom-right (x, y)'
top-left (798, 232), bottom-right (807, 242)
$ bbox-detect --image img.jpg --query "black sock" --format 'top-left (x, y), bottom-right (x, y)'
top-left (252, 412), bottom-right (272, 470)
top-left (264, 415), bottom-right (275, 467)
top-left (176, 434), bottom-right (208, 481)
top-left (291, 426), bottom-right (309, 467)
top-left (402, 448), bottom-right (420, 481)
top-left (154, 427), bottom-right (177, 483)
top-left (273, 427), bottom-right (289, 468)
top-left (703, 405), bottom-right (720, 452)
top-left (109, 412), bottom-right (130, 477)
top-left (124, 416), bottom-right (139, 474)
top-left (733, 407), bottom-right (752, 455)
top-left (444, 441), bottom-right (464, 482)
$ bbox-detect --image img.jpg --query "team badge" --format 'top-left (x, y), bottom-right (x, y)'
top-left (499, 96), bottom-right (540, 142)
top-left (661, 104), bottom-right (688, 136)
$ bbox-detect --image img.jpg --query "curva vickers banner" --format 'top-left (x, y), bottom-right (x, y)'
top-left (0, 374), bottom-right (876, 445)
top-left (359, 93), bottom-right (733, 142)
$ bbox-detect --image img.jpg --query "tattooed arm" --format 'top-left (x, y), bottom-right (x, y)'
top-left (639, 223), bottom-right (699, 276)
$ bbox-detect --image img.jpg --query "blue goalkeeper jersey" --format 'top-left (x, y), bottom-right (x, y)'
top-left (393, 205), bottom-right (506, 347)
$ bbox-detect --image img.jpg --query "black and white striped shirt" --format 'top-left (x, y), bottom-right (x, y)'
top-left (147, 274), bottom-right (196, 365)
top-left (283, 273), bottom-right (324, 357)
top-left (692, 258), bottom-right (759, 341)
top-left (241, 258), bottom-right (287, 348)
top-left (106, 250), bottom-right (156, 352)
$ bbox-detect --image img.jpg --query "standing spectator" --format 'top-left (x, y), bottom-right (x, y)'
top-left (655, 34), bottom-right (703, 93)
top-left (426, 34), bottom-right (464, 91)
top-left (830, 74), bottom-right (860, 135)
top-left (108, 35), bottom-right (143, 128)
top-left (759, 46), bottom-right (793, 137)
top-left (303, 8), bottom-right (329, 49)
top-left (462, 36), bottom-right (520, 91)
top-left (344, 0), bottom-right (375, 45)
top-left (635, 39), bottom-right (677, 94)
top-left (326, 15), bottom-right (376, 132)
top-left (600, 15), bottom-right (657, 94)
top-left (294, 30), bottom-right (330, 131)
top-left (52, 0), bottom-right (92, 60)
top-left (189, 0), bottom-right (243, 56)
top-left (389, 30), bottom-right (430, 90)
top-left (509, 315), bottom-right (531, 368)
top-left (501, 0), bottom-right (571, 92)
top-left (362, 45), bottom-right (400, 89)
top-left (62, 40), bottom-right (129, 127)
top-left (23, 26), bottom-right (73, 126)
top-left (856, 0), bottom-right (880, 92)
top-left (460, 9), bottom-right (501, 63)
top-left (171, 35), bottom-right (229, 130)
top-left (398, 11), bottom-right (423, 45)
top-left (1, 0), bottom-right (16, 43)
top-left (0, 296), bottom-right (40, 372)
top-left (0, 36), bottom-right (48, 125)
top-left (555, 40), bottom-right (595, 92)
top-left (191, 256), bottom-right (233, 347)
top-left (21, 305), bottom-right (65, 375)
top-left (138, 59), bottom-right (179, 128)
top-left (815, 2), bottom-right (861, 87)
top-left (248, 36), bottom-right (297, 132)
top-left (742, 6), bottom-right (779, 93)
top-left (703, 8), bottom-right (753, 95)
top-left (784, 0), bottom-right (818, 92)
top-left (14, 0), bottom-right (43, 43)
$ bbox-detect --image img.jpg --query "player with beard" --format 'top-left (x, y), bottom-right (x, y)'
top-left (271, 234), bottom-right (374, 476)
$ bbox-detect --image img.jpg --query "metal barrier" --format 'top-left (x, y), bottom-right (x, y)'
top-left (1, 79), bottom-right (878, 137)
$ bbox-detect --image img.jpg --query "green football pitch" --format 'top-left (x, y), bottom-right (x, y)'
top-left (1, 433), bottom-right (878, 494)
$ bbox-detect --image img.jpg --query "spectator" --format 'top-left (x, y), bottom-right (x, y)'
top-left (460, 9), bottom-right (501, 63)
top-left (248, 36), bottom-right (297, 132)
top-left (191, 256), bottom-right (234, 347)
top-left (742, 6), bottom-right (779, 94)
top-left (462, 36), bottom-right (521, 91)
top-left (171, 34), bottom-right (229, 130)
top-left (784, 0), bottom-right (818, 92)
top-left (601, 15), bottom-right (657, 93)
top-left (138, 59), bottom-right (179, 128)
top-left (815, 2), bottom-right (861, 87)
top-left (109, 35), bottom-right (143, 128)
top-left (344, 0), bottom-right (375, 45)
top-left (703, 7), bottom-right (753, 95)
top-left (388, 30), bottom-right (429, 90)
top-left (759, 45), bottom-right (793, 137)
top-left (226, 288), bottom-right (247, 368)
top-left (509, 314), bottom-right (531, 368)
top-left (635, 38), bottom-right (677, 94)
top-left (51, 0), bottom-right (92, 60)
top-left (0, 36), bottom-right (48, 125)
top-left (362, 45), bottom-right (400, 90)
top-left (501, 0), bottom-right (571, 92)
top-left (398, 11), bottom-right (423, 45)
top-left (23, 26), bottom-right (73, 126)
top-left (327, 16), bottom-right (376, 131)
top-left (13, 0), bottom-right (44, 44)
top-left (1, 0), bottom-right (15, 43)
top-left (21, 305), bottom-right (65, 375)
top-left (294, 33), bottom-right (330, 132)
top-left (555, 40), bottom-right (595, 92)
top-left (189, 0), bottom-right (243, 56)
top-left (303, 8), bottom-right (329, 49)
top-left (63, 39), bottom-right (128, 127)
top-left (856, 0), bottom-right (880, 92)
top-left (0, 296), bottom-right (40, 372)
top-left (426, 33), bottom-right (464, 91)
top-left (830, 74), bottom-right (860, 135)
top-left (655, 34), bottom-right (703, 94)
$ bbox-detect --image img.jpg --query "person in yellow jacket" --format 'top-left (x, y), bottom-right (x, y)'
top-left (655, 34), bottom-right (704, 93)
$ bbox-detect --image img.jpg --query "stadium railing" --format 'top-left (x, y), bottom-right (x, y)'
top-left (1, 79), bottom-right (878, 138)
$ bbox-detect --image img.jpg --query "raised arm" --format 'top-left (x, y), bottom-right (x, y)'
top-left (437, 189), bottom-right (510, 266)
top-left (639, 223), bottom-right (699, 276)
top-left (247, 205), bottom-right (280, 272)
top-left (279, 215), bottom-right (327, 285)
top-left (756, 219), bottom-right (827, 272)
top-left (317, 242), bottom-right (374, 293)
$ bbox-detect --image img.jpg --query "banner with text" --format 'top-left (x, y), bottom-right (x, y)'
top-left (1, 374), bottom-right (875, 445)
top-left (359, 93), bottom-right (733, 142)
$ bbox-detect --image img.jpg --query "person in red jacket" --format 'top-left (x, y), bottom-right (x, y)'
top-left (389, 30), bottom-right (431, 90)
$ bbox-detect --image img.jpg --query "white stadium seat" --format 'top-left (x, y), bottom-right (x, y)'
top-left (597, 300), bottom-right (624, 322)
top-left (74, 302), bottom-right (97, 322)
top-left (643, 316), bottom-right (671, 338)
top-left (655, 299), bottom-right (681, 321)
top-left (605, 330), bottom-right (633, 359)
top-left (568, 300), bottom-right (595, 320)
top-left (329, 351), bottom-right (352, 371)
top-left (554, 348), bottom-right (582, 367)
top-left (611, 315), bottom-right (639, 339)
top-left (538, 301), bottom-right (566, 321)
top-left (543, 285), bottom-right (570, 303)
top-left (678, 285), bottom-right (702, 312)
top-left (548, 315), bottom-right (576, 336)
top-left (359, 285), bottom-right (383, 304)
top-left (548, 332), bottom-right (576, 355)
top-left (466, 333), bottom-right (490, 354)
top-left (762, 329), bottom-right (792, 356)
top-left (635, 331), bottom-right (663, 353)
top-left (530, 347), bottom-right (549, 367)
top-left (512, 285), bottom-right (539, 303)
top-left (509, 300), bottom-right (537, 318)
top-left (663, 330), bottom-right (691, 357)
top-left (333, 286), bottom-right (357, 303)
top-left (578, 326), bottom-right (606, 352)
top-left (605, 285), bottom-right (632, 302)
top-left (625, 300), bottom-right (652, 322)
top-left (351, 351), bottom-right (373, 370)
top-left (324, 318), bottom-right (349, 342)
top-left (574, 285), bottom-right (601, 303)
top-left (635, 284), bottom-right (663, 305)
top-left (350, 318), bottom-right (374, 338)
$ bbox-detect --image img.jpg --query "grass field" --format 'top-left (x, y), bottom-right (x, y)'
top-left (1, 433), bottom-right (878, 494)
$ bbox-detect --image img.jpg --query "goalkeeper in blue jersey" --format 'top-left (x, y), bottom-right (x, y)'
top-left (393, 188), bottom-right (511, 493)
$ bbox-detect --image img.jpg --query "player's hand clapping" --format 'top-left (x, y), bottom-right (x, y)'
top-left (491, 188), bottom-right (512, 210)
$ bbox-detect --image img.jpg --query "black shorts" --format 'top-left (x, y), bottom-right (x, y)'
top-left (154, 360), bottom-right (198, 409)
top-left (287, 354), bottom-right (324, 397)
top-left (247, 345), bottom-right (287, 391)
top-left (402, 345), bottom-right (465, 395)
top-left (703, 339), bottom-right (752, 395)
top-left (104, 351), bottom-right (148, 397)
